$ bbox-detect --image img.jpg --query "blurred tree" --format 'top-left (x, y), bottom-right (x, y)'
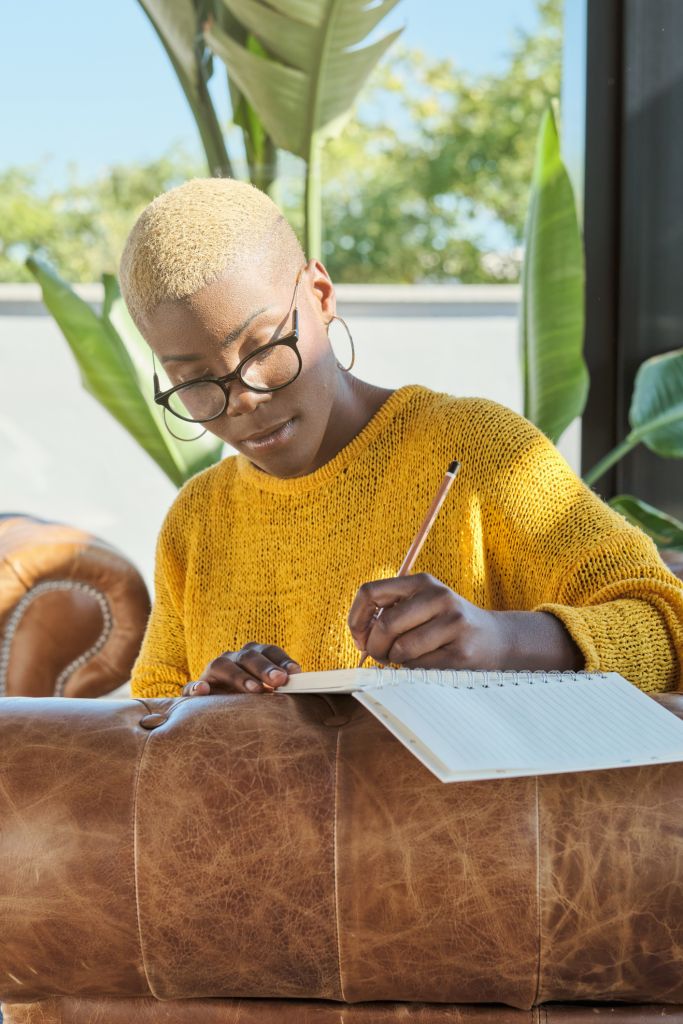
top-left (0, 152), bottom-right (198, 283)
top-left (420, 0), bottom-right (562, 241)
top-left (2, 0), bottom-right (562, 285)
top-left (318, 0), bottom-right (562, 282)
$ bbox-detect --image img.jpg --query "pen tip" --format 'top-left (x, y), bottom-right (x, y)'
top-left (448, 459), bottom-right (460, 475)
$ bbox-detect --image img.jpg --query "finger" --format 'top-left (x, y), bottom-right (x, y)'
top-left (258, 644), bottom-right (302, 674)
top-left (348, 574), bottom-right (441, 642)
top-left (183, 680), bottom-right (211, 696)
top-left (385, 614), bottom-right (462, 666)
top-left (349, 575), bottom-right (448, 654)
top-left (235, 648), bottom-right (299, 690)
top-left (198, 654), bottom-right (269, 694)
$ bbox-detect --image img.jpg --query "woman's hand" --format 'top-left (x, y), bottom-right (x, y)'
top-left (182, 642), bottom-right (302, 696)
top-left (347, 573), bottom-right (583, 672)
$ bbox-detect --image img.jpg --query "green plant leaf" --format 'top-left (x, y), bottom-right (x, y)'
top-left (101, 274), bottom-right (224, 479)
top-left (137, 0), bottom-right (233, 176)
top-left (26, 256), bottom-right (223, 487)
top-left (206, 0), bottom-right (402, 158)
top-left (628, 348), bottom-right (683, 458)
top-left (610, 494), bottom-right (683, 552)
top-left (520, 104), bottom-right (588, 443)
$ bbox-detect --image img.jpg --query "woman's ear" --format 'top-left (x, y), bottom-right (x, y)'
top-left (305, 259), bottom-right (337, 322)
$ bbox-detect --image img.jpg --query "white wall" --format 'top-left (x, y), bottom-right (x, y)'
top-left (1, 283), bottom-right (575, 588)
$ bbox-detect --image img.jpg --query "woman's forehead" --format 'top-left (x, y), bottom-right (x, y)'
top-left (144, 271), bottom-right (282, 360)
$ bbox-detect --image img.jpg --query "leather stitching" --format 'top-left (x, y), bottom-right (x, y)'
top-left (131, 730), bottom-right (156, 999)
top-left (0, 579), bottom-right (113, 696)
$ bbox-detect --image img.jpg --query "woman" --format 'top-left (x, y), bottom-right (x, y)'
top-left (119, 177), bottom-right (683, 698)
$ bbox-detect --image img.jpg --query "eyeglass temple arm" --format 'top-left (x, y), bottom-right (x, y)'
top-left (151, 351), bottom-right (161, 394)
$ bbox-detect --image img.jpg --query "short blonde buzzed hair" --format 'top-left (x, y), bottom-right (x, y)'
top-left (119, 177), bottom-right (305, 328)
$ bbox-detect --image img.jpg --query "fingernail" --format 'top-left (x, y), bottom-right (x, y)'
top-left (268, 667), bottom-right (287, 679)
top-left (191, 681), bottom-right (202, 692)
top-left (246, 680), bottom-right (260, 692)
top-left (284, 660), bottom-right (302, 671)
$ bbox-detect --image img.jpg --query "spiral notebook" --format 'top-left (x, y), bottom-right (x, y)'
top-left (280, 668), bottom-right (683, 782)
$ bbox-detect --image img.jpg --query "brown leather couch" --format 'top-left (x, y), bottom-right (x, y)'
top-left (0, 515), bottom-right (150, 697)
top-left (1, 688), bottom-right (683, 1023)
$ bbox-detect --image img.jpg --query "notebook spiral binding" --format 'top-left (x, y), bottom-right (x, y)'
top-left (369, 667), bottom-right (608, 689)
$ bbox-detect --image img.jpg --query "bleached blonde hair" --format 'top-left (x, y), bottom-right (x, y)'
top-left (119, 177), bottom-right (305, 329)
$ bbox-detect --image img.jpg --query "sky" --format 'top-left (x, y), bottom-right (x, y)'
top-left (1, 0), bottom-right (541, 184)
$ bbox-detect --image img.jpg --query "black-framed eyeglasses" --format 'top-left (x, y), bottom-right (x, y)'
top-left (152, 267), bottom-right (305, 424)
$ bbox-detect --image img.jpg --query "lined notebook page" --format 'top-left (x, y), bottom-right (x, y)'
top-left (352, 673), bottom-right (683, 783)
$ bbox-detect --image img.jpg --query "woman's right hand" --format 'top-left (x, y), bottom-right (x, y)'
top-left (181, 642), bottom-right (302, 697)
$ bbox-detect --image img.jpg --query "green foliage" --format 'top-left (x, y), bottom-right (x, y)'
top-left (609, 496), bottom-right (683, 553)
top-left (630, 349), bottom-right (683, 459)
top-left (1, 1), bottom-right (563, 285)
top-left (520, 104), bottom-right (588, 443)
top-left (315, 112), bottom-right (494, 284)
top-left (137, 0), bottom-right (233, 177)
top-left (584, 349), bottom-right (683, 486)
top-left (204, 0), bottom-right (402, 257)
top-left (26, 256), bottom-right (223, 487)
top-left (318, 0), bottom-right (562, 282)
top-left (418, 0), bottom-right (563, 243)
top-left (0, 152), bottom-right (199, 283)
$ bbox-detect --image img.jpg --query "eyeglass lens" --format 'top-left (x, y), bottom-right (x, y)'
top-left (167, 342), bottom-right (301, 422)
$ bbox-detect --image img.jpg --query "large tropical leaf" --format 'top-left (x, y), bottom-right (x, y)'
top-left (137, 0), bottom-right (233, 177)
top-left (584, 348), bottom-right (683, 486)
top-left (610, 494), bottom-right (683, 552)
top-left (26, 256), bottom-right (223, 488)
top-left (205, 0), bottom-right (402, 159)
top-left (226, 31), bottom-right (278, 192)
top-left (629, 348), bottom-right (683, 458)
top-left (520, 105), bottom-right (588, 443)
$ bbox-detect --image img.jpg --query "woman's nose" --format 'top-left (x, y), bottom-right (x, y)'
top-left (225, 380), bottom-right (273, 417)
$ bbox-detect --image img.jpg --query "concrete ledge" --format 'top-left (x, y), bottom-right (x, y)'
top-left (0, 282), bottom-right (521, 319)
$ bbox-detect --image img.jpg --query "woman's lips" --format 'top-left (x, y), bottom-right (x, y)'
top-left (240, 418), bottom-right (296, 451)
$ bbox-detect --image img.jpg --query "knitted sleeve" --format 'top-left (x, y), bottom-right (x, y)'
top-left (128, 498), bottom-right (191, 698)
top-left (536, 532), bottom-right (683, 692)
top-left (475, 403), bottom-right (683, 693)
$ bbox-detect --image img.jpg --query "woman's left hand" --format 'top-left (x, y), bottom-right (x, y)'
top-left (347, 573), bottom-right (507, 669)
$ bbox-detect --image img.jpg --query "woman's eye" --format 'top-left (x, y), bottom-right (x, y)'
top-left (178, 369), bottom-right (212, 385)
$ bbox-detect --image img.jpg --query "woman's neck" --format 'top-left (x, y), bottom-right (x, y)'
top-left (310, 374), bottom-right (395, 473)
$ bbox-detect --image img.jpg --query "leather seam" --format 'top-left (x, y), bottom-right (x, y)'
top-left (0, 579), bottom-right (113, 697)
top-left (533, 773), bottom-right (542, 1006)
top-left (333, 726), bottom-right (346, 1000)
top-left (132, 731), bottom-right (156, 999)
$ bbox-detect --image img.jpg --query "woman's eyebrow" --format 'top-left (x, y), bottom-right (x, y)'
top-left (160, 305), bottom-right (272, 364)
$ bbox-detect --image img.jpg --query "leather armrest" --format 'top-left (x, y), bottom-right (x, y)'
top-left (0, 515), bottom-right (150, 697)
top-left (1, 693), bottom-right (683, 1010)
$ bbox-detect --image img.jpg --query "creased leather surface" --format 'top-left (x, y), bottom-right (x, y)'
top-left (2, 692), bottom-right (683, 1013)
top-left (4, 999), bottom-right (683, 1024)
top-left (538, 763), bottom-right (683, 1003)
top-left (0, 698), bottom-right (153, 999)
top-left (335, 698), bottom-right (538, 1007)
top-left (135, 694), bottom-right (343, 1001)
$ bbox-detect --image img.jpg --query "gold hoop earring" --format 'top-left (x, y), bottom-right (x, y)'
top-left (163, 408), bottom-right (208, 442)
top-left (326, 314), bottom-right (356, 371)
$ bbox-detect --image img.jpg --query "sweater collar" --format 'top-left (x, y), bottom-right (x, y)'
top-left (234, 384), bottom-right (424, 494)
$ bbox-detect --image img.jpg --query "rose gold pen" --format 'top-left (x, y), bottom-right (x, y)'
top-left (357, 459), bottom-right (461, 668)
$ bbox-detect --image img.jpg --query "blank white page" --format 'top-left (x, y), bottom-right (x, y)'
top-left (353, 673), bottom-right (683, 783)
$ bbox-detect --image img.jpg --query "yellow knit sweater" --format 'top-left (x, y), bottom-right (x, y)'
top-left (131, 385), bottom-right (683, 696)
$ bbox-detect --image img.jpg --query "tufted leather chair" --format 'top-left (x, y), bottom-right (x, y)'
top-left (1, 689), bottom-right (683, 1023)
top-left (0, 514), bottom-right (150, 697)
